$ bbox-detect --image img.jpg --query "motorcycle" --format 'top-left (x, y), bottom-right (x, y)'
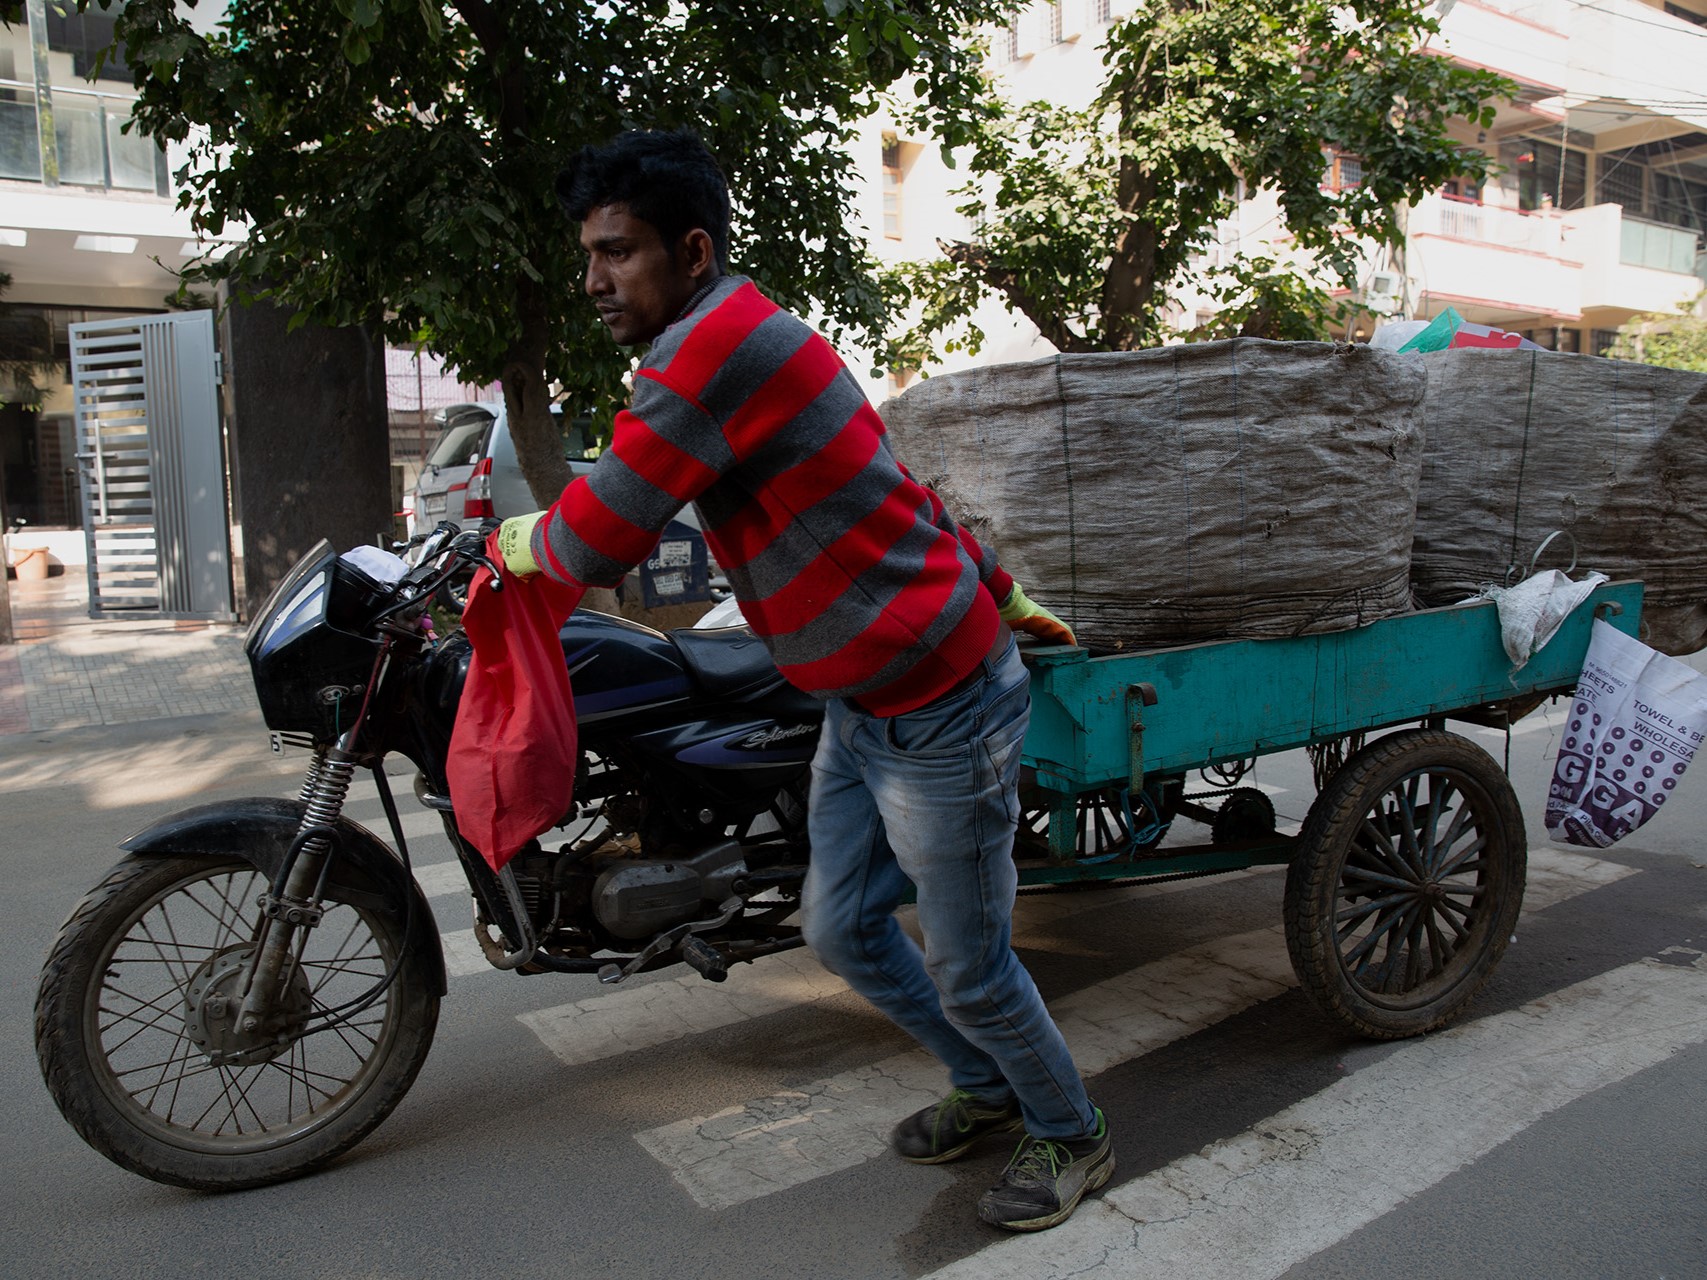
top-left (33, 525), bottom-right (822, 1191)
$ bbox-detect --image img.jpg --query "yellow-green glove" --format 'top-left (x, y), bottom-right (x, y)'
top-left (496, 511), bottom-right (545, 578)
top-left (998, 582), bottom-right (1077, 647)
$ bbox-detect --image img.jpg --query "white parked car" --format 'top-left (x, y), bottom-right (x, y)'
top-left (410, 399), bottom-right (720, 602)
top-left (405, 405), bottom-right (492, 538)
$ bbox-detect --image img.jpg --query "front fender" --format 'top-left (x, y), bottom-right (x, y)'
top-left (120, 797), bottom-right (448, 997)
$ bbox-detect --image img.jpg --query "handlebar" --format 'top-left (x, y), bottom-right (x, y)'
top-left (372, 523), bottom-right (506, 627)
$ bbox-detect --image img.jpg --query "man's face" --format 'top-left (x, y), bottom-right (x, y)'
top-left (580, 204), bottom-right (703, 347)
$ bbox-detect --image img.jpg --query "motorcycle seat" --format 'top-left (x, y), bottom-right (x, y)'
top-left (671, 626), bottom-right (788, 701)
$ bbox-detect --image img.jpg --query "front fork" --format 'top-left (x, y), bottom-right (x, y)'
top-left (233, 633), bottom-right (399, 1036)
top-left (232, 744), bottom-right (359, 1033)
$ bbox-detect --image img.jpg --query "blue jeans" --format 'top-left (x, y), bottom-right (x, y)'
top-left (801, 636), bottom-right (1096, 1141)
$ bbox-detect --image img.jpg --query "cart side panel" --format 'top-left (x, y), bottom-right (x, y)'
top-left (1023, 581), bottom-right (1644, 792)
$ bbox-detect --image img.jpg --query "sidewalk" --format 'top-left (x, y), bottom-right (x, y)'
top-left (0, 572), bottom-right (255, 735)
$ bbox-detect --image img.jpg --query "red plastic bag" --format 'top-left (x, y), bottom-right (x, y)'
top-left (446, 532), bottom-right (585, 870)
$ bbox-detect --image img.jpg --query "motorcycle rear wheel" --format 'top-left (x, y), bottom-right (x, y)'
top-left (36, 854), bottom-right (439, 1191)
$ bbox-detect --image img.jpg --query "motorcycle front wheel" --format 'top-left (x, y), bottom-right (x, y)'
top-left (36, 854), bottom-right (440, 1191)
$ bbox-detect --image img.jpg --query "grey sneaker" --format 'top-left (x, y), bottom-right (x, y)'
top-left (891, 1089), bottom-right (1023, 1164)
top-left (977, 1108), bottom-right (1114, 1231)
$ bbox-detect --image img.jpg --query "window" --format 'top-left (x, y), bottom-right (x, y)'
top-left (1094, 0), bottom-right (1114, 21)
top-left (1048, 2), bottom-right (1063, 43)
top-left (1323, 152), bottom-right (1363, 192)
top-left (1005, 7), bottom-right (1039, 60)
top-left (1596, 151), bottom-right (1647, 213)
top-left (881, 134), bottom-right (903, 241)
top-left (426, 411), bottom-right (494, 469)
top-left (44, 3), bottom-right (132, 85)
top-left (1499, 137), bottom-right (1586, 211)
top-left (1519, 327), bottom-right (1581, 353)
top-left (1591, 328), bottom-right (1622, 356)
top-left (1651, 170), bottom-right (1707, 233)
top-left (1441, 176), bottom-right (1483, 203)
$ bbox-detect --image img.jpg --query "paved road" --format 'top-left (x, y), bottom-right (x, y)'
top-left (3, 698), bottom-right (1704, 1279)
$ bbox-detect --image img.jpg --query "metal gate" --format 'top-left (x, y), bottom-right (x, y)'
top-left (70, 311), bottom-right (234, 620)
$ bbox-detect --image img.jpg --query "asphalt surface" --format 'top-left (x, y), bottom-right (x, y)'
top-left (2, 589), bottom-right (1703, 1279)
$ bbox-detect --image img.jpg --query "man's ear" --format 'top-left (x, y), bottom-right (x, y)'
top-left (678, 228), bottom-right (718, 282)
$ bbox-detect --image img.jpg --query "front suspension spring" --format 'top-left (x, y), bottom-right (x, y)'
top-left (298, 754), bottom-right (358, 856)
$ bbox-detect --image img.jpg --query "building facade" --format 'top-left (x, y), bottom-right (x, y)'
top-left (855, 0), bottom-right (1707, 386)
top-left (1, 1), bottom-right (216, 558)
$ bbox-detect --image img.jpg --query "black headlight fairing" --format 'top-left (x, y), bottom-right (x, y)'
top-left (245, 542), bottom-right (392, 735)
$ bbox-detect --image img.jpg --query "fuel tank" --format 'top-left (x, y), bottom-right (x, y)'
top-left (419, 610), bottom-right (820, 764)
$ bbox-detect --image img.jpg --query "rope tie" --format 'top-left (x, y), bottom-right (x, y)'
top-left (1053, 355), bottom-right (1080, 616)
top-left (1507, 351), bottom-right (1539, 581)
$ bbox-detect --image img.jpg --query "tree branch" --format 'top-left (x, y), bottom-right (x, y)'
top-left (943, 242), bottom-right (1092, 354)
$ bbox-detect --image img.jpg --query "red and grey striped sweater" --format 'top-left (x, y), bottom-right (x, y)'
top-left (530, 275), bottom-right (1015, 716)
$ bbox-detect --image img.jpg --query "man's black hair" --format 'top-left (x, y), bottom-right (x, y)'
top-left (556, 130), bottom-right (732, 271)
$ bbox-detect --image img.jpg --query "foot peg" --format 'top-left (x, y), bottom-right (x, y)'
top-left (681, 936), bottom-right (729, 982)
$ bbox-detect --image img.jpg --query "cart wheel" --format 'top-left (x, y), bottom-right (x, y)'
top-left (1211, 788), bottom-right (1276, 844)
top-left (1285, 728), bottom-right (1526, 1040)
top-left (1018, 777), bottom-right (1180, 857)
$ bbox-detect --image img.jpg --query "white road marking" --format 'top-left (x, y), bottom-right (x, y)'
top-left (922, 947), bottom-right (1707, 1280)
top-left (441, 927), bottom-right (491, 978)
top-left (632, 849), bottom-right (1634, 1211)
top-left (412, 859), bottom-right (472, 900)
top-left (519, 950), bottom-right (847, 1066)
top-left (517, 867), bottom-right (1285, 1062)
top-left (338, 802), bottom-right (448, 841)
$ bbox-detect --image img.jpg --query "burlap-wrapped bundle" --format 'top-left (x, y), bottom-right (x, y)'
top-left (882, 339), bottom-right (1428, 650)
top-left (1412, 350), bottom-right (1707, 656)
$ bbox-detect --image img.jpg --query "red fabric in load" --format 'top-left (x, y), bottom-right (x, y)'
top-left (446, 532), bottom-right (586, 871)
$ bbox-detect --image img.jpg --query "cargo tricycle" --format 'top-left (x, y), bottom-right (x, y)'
top-left (1011, 580), bottom-right (1642, 1039)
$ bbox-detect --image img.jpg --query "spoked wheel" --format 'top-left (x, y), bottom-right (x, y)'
top-left (1284, 729), bottom-right (1526, 1040)
top-left (1018, 775), bottom-right (1180, 858)
top-left (36, 855), bottom-right (439, 1190)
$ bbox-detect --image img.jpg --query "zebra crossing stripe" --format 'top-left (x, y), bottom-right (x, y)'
top-left (515, 867), bottom-right (1285, 1065)
top-left (630, 849), bottom-right (1635, 1211)
top-left (920, 947), bottom-right (1707, 1280)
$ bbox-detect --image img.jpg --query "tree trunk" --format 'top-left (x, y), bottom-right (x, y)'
top-left (502, 275), bottom-right (573, 511)
top-left (1101, 150), bottom-right (1160, 351)
top-left (0, 473), bottom-right (15, 644)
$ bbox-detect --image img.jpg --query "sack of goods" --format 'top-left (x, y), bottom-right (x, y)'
top-left (1410, 350), bottom-right (1707, 657)
top-left (881, 339), bottom-right (1428, 650)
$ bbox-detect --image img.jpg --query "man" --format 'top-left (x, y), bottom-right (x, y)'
top-left (497, 130), bottom-right (1110, 1231)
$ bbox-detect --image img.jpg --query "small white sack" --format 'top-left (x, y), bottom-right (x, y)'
top-left (1546, 619), bottom-right (1707, 847)
top-left (341, 544), bottom-right (408, 585)
top-left (1477, 569), bottom-right (1608, 670)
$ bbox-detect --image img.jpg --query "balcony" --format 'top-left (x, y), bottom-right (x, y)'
top-left (1436, 0), bottom-right (1569, 92)
top-left (1407, 193), bottom-right (1583, 321)
top-left (1563, 204), bottom-right (1705, 317)
top-left (0, 80), bottom-right (167, 195)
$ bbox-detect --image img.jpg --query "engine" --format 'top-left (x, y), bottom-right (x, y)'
top-left (589, 839), bottom-right (750, 940)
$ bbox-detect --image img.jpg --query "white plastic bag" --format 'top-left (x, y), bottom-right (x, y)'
top-left (1477, 569), bottom-right (1607, 671)
top-left (1546, 620), bottom-right (1707, 847)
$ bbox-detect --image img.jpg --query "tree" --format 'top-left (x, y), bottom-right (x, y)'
top-left (1608, 294), bottom-right (1707, 374)
top-left (92, 0), bottom-right (1003, 505)
top-left (884, 0), bottom-right (1514, 359)
top-left (0, 272), bottom-right (57, 412)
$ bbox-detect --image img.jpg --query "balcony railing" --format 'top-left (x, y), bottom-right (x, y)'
top-left (1620, 217), bottom-right (1701, 277)
top-left (0, 79), bottom-right (167, 195)
top-left (1412, 194), bottom-right (1563, 256)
